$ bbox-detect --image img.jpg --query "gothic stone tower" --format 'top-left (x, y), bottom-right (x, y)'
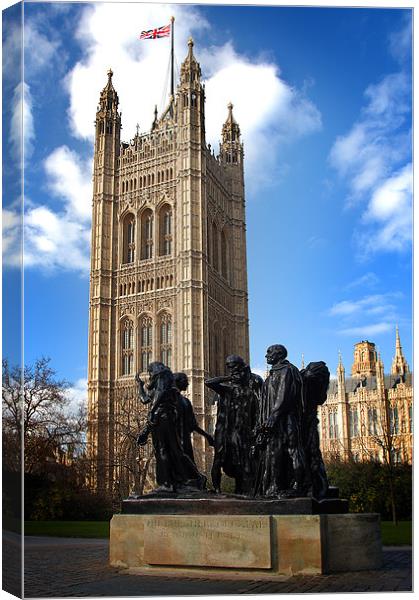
top-left (87, 40), bottom-right (249, 492)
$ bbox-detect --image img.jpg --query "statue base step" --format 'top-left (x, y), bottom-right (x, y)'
top-left (122, 494), bottom-right (349, 515)
top-left (110, 510), bottom-right (382, 576)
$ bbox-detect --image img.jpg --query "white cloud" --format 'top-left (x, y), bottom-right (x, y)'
top-left (3, 146), bottom-right (93, 274)
top-left (2, 207), bottom-right (22, 267)
top-left (24, 21), bottom-right (60, 74)
top-left (328, 292), bottom-right (402, 339)
top-left (6, 18), bottom-right (63, 167)
top-left (201, 42), bottom-right (321, 179)
top-left (389, 14), bottom-right (412, 64)
top-left (44, 146), bottom-right (93, 222)
top-left (345, 272), bottom-right (379, 290)
top-left (329, 293), bottom-right (399, 318)
top-left (66, 378), bottom-right (88, 414)
top-left (358, 163), bottom-right (412, 255)
top-left (23, 146), bottom-right (92, 274)
top-left (329, 66), bottom-right (411, 257)
top-left (339, 322), bottom-right (393, 337)
top-left (10, 82), bottom-right (35, 161)
top-left (24, 204), bottom-right (91, 274)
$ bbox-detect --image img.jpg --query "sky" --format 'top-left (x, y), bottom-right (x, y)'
top-left (2, 1), bottom-right (413, 407)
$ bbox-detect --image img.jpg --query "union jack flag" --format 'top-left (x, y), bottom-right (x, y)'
top-left (139, 24), bottom-right (171, 39)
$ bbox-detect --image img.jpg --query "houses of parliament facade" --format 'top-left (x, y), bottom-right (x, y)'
top-left (319, 328), bottom-right (412, 465)
top-left (87, 40), bottom-right (249, 491)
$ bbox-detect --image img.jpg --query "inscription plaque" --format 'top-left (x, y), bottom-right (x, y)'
top-left (144, 515), bottom-right (272, 569)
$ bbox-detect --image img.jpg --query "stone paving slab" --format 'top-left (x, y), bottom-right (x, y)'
top-left (3, 534), bottom-right (411, 597)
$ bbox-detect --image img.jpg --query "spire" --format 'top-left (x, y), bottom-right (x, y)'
top-left (301, 353), bottom-right (305, 369)
top-left (220, 102), bottom-right (243, 165)
top-left (376, 351), bottom-right (385, 391)
top-left (180, 36), bottom-right (201, 85)
top-left (391, 325), bottom-right (410, 376)
top-left (396, 325), bottom-right (401, 349)
top-left (106, 67), bottom-right (114, 88)
top-left (187, 36), bottom-right (194, 57)
top-left (97, 67), bottom-right (119, 114)
top-left (151, 104), bottom-right (158, 130)
top-left (337, 350), bottom-right (346, 394)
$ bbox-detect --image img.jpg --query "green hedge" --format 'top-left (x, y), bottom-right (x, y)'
top-left (326, 459), bottom-right (412, 520)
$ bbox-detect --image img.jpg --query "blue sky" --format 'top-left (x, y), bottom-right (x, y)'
top-left (2, 2), bottom-right (412, 403)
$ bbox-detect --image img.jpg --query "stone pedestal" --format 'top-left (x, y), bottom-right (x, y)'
top-left (109, 499), bottom-right (382, 577)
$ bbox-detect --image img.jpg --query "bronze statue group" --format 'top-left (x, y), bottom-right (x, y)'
top-left (136, 344), bottom-right (331, 501)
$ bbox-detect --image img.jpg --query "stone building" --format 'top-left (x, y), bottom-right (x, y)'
top-left (319, 327), bottom-right (412, 465)
top-left (87, 39), bottom-right (249, 492)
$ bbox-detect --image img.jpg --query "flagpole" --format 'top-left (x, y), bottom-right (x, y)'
top-left (170, 16), bottom-right (175, 104)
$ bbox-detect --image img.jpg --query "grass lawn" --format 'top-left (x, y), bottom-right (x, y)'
top-left (381, 521), bottom-right (412, 546)
top-left (24, 521), bottom-right (109, 538)
top-left (20, 519), bottom-right (412, 545)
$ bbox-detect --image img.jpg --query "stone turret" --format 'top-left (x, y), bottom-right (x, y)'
top-left (351, 340), bottom-right (377, 377)
top-left (220, 102), bottom-right (243, 165)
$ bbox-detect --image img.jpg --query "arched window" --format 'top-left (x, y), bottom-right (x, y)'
top-left (121, 319), bottom-right (134, 376)
top-left (140, 209), bottom-right (153, 259)
top-left (159, 312), bottom-right (172, 368)
top-left (221, 229), bottom-right (228, 279)
top-left (122, 214), bottom-right (135, 264)
top-left (159, 204), bottom-right (172, 256)
top-left (140, 316), bottom-right (153, 372)
top-left (212, 222), bottom-right (219, 271)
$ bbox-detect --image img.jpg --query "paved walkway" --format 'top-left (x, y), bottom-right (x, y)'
top-left (3, 533), bottom-right (413, 597)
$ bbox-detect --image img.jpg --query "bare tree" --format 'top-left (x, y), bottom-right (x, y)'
top-left (2, 357), bottom-right (86, 474)
top-left (356, 391), bottom-right (407, 524)
top-left (110, 392), bottom-right (154, 500)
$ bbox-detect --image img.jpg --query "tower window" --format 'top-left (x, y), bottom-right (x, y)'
top-left (140, 316), bottom-right (153, 372)
top-left (141, 209), bottom-right (153, 260)
top-left (159, 313), bottom-right (172, 368)
top-left (122, 215), bottom-right (135, 264)
top-left (328, 411), bottom-right (338, 439)
top-left (159, 204), bottom-right (172, 256)
top-left (349, 407), bottom-right (359, 437)
top-left (368, 408), bottom-right (379, 435)
top-left (121, 319), bottom-right (134, 376)
top-left (389, 406), bottom-right (399, 435)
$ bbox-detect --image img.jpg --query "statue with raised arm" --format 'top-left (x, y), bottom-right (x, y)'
top-left (136, 362), bottom-right (206, 494)
top-left (173, 372), bottom-right (215, 463)
top-left (254, 344), bottom-right (306, 498)
top-left (205, 355), bottom-right (262, 495)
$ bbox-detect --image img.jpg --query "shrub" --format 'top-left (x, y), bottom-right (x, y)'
top-left (326, 458), bottom-right (412, 520)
